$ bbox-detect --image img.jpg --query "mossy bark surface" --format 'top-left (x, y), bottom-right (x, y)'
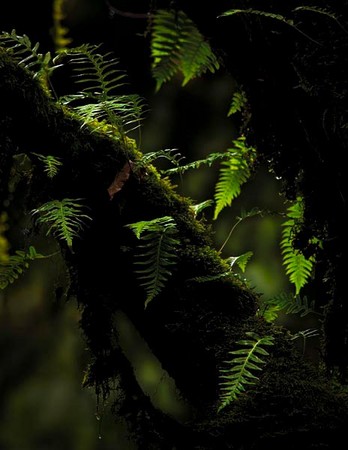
top-left (1, 32), bottom-right (347, 450)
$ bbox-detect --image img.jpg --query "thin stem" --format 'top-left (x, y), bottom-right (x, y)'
top-left (218, 218), bottom-right (242, 254)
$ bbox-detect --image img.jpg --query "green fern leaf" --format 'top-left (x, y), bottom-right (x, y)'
top-left (31, 199), bottom-right (92, 248)
top-left (0, 246), bottom-right (44, 289)
top-left (126, 216), bottom-right (180, 308)
top-left (281, 199), bottom-right (314, 294)
top-left (219, 332), bottom-right (274, 411)
top-left (214, 137), bottom-right (256, 220)
top-left (190, 199), bottom-right (214, 218)
top-left (32, 153), bottom-right (63, 178)
top-left (228, 90), bottom-right (247, 116)
top-left (227, 251), bottom-right (253, 273)
top-left (135, 149), bottom-right (184, 171)
top-left (151, 9), bottom-right (219, 90)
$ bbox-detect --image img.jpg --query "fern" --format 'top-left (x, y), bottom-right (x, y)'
top-left (227, 251), bottom-right (253, 273)
top-left (190, 199), bottom-right (214, 218)
top-left (126, 216), bottom-right (180, 308)
top-left (281, 199), bottom-right (314, 294)
top-left (136, 149), bottom-right (184, 170)
top-left (293, 6), bottom-right (347, 32)
top-left (163, 150), bottom-right (228, 175)
top-left (151, 9), bottom-right (219, 91)
top-left (228, 89), bottom-right (248, 116)
top-left (219, 332), bottom-right (274, 411)
top-left (219, 8), bottom-right (290, 23)
top-left (32, 153), bottom-right (63, 178)
top-left (214, 137), bottom-right (256, 220)
top-left (31, 199), bottom-right (92, 248)
top-left (258, 291), bottom-right (316, 322)
top-left (0, 246), bottom-right (44, 289)
top-left (0, 30), bottom-right (61, 87)
top-left (60, 44), bottom-right (145, 134)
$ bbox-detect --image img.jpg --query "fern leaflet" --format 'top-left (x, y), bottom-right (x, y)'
top-left (136, 149), bottom-right (184, 170)
top-left (0, 246), bottom-right (44, 289)
top-left (190, 199), bottom-right (214, 218)
top-left (151, 9), bottom-right (219, 90)
top-left (281, 199), bottom-right (314, 294)
top-left (219, 8), bottom-right (289, 23)
top-left (31, 199), bottom-right (92, 248)
top-left (126, 216), bottom-right (180, 308)
top-left (219, 332), bottom-right (274, 411)
top-left (227, 251), bottom-right (253, 273)
top-left (214, 137), bottom-right (256, 220)
top-left (32, 153), bottom-right (63, 178)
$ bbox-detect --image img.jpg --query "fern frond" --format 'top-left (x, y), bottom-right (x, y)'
top-left (227, 251), bottom-right (253, 273)
top-left (214, 137), bottom-right (256, 220)
top-left (135, 149), bottom-right (183, 170)
top-left (293, 6), bottom-right (347, 32)
top-left (258, 291), bottom-right (315, 322)
top-left (0, 246), bottom-right (44, 289)
top-left (281, 199), bottom-right (314, 294)
top-left (126, 216), bottom-right (180, 307)
top-left (151, 9), bottom-right (219, 90)
top-left (61, 45), bottom-right (145, 133)
top-left (219, 332), bottom-right (274, 411)
top-left (219, 8), bottom-right (289, 23)
top-left (0, 30), bottom-right (61, 86)
top-left (228, 90), bottom-right (248, 116)
top-left (164, 150), bottom-right (228, 175)
top-left (190, 199), bottom-right (214, 218)
top-left (32, 153), bottom-right (63, 178)
top-left (31, 199), bottom-right (92, 248)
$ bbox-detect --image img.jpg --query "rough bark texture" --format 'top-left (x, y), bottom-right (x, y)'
top-left (1, 0), bottom-right (348, 447)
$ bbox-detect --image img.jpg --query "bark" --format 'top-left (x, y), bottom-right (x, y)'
top-left (1, 3), bottom-right (348, 446)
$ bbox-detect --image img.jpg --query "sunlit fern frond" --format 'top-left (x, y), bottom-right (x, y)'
top-left (214, 137), bottom-right (256, 220)
top-left (32, 153), bottom-right (63, 178)
top-left (0, 246), bottom-right (44, 289)
top-left (151, 9), bottom-right (219, 91)
top-left (126, 216), bottom-right (180, 308)
top-left (60, 44), bottom-right (145, 133)
top-left (0, 30), bottom-right (61, 87)
top-left (281, 198), bottom-right (314, 294)
top-left (218, 332), bottom-right (274, 411)
top-left (31, 199), bottom-right (92, 249)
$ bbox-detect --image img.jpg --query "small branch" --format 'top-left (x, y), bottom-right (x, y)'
top-left (105, 0), bottom-right (153, 20)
